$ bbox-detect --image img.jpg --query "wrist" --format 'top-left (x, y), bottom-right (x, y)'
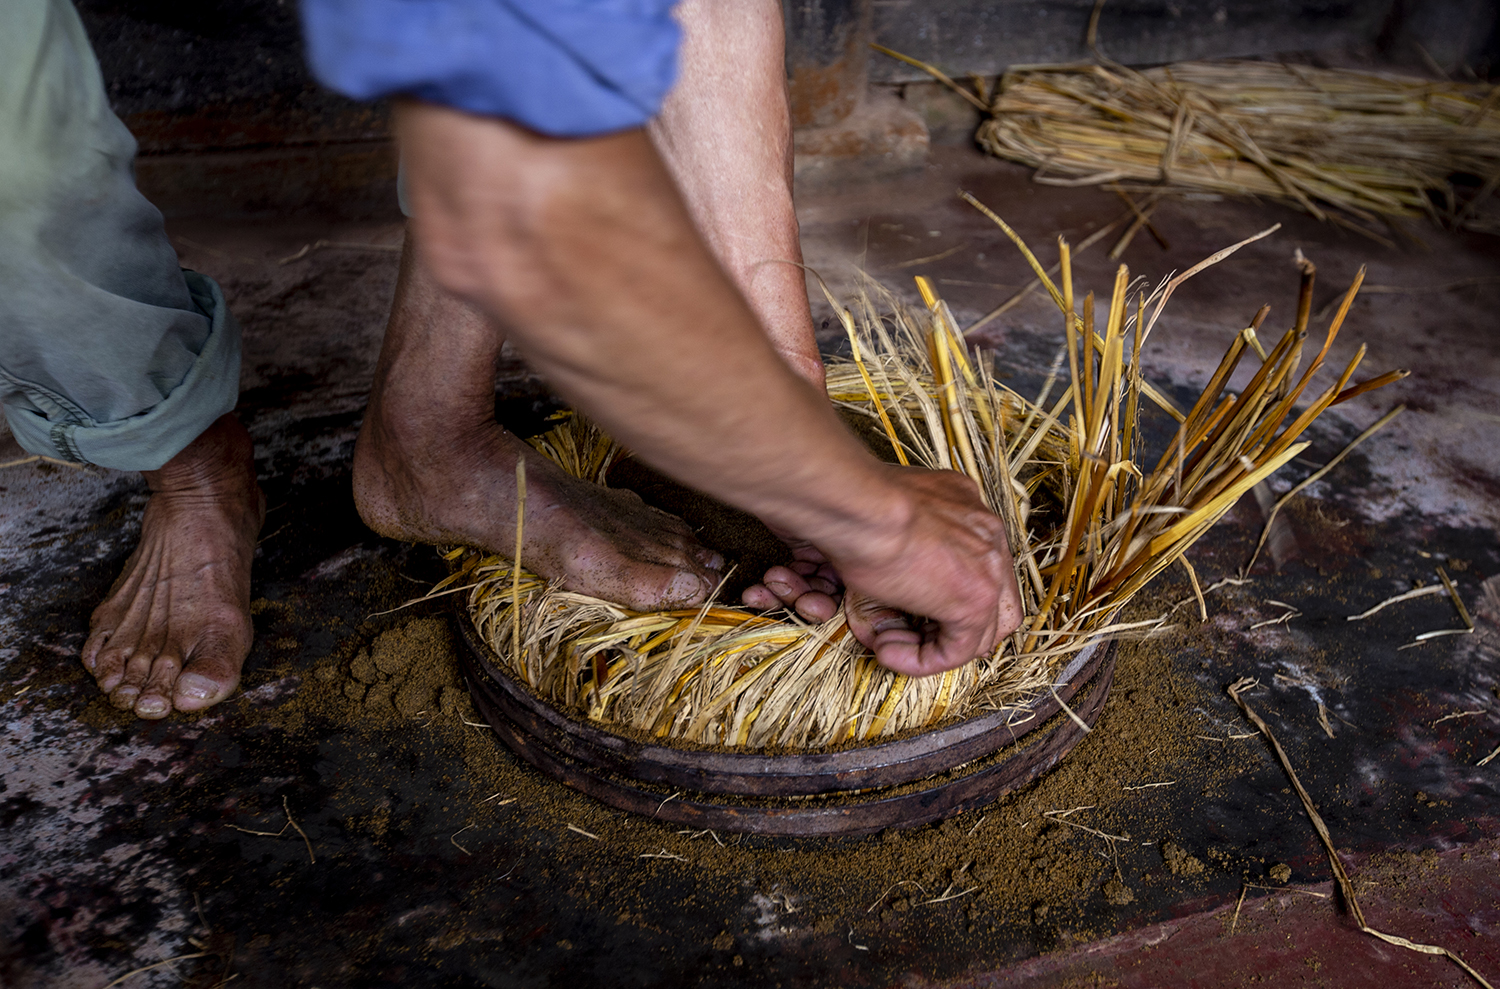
top-left (789, 461), bottom-right (914, 572)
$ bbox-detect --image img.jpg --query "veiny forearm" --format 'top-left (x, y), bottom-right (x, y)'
top-left (397, 103), bottom-right (903, 562)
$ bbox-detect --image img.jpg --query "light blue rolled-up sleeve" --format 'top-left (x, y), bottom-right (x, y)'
top-left (301, 0), bottom-right (681, 138)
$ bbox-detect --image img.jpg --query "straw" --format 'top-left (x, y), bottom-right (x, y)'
top-left (888, 49), bottom-right (1500, 237)
top-left (448, 213), bottom-right (1400, 750)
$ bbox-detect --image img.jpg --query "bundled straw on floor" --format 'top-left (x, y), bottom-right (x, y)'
top-left (885, 47), bottom-right (1500, 238)
top-left (446, 209), bottom-right (1404, 751)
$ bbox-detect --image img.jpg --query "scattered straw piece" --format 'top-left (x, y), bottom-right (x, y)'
top-left (566, 824), bottom-right (600, 841)
top-left (1437, 566), bottom-right (1476, 630)
top-left (0, 453), bottom-right (98, 473)
top-left (227, 795), bottom-right (315, 864)
top-left (1431, 711), bottom-right (1483, 726)
top-left (1122, 780), bottom-right (1175, 791)
top-left (1399, 628), bottom-right (1475, 650)
top-left (1249, 605), bottom-right (1300, 631)
top-left (638, 848), bottom-right (688, 862)
top-left (277, 238), bottom-right (401, 265)
top-left (1230, 884), bottom-right (1250, 935)
top-left (1043, 807), bottom-right (1129, 843)
top-left (281, 797), bottom-right (316, 864)
top-left (1347, 584), bottom-right (1446, 621)
top-left (868, 881), bottom-right (928, 913)
top-left (922, 885), bottom-right (979, 905)
top-left (1317, 703), bottom-right (1336, 740)
top-left (1228, 677), bottom-right (1496, 989)
top-left (1479, 744), bottom-right (1500, 768)
top-left (890, 243), bottom-right (969, 270)
top-left (1180, 558), bottom-right (1207, 622)
top-left (450, 824), bottom-right (476, 856)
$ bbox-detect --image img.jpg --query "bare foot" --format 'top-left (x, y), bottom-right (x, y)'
top-left (352, 236), bottom-right (722, 611)
top-left (354, 412), bottom-right (723, 609)
top-left (81, 414), bottom-right (264, 718)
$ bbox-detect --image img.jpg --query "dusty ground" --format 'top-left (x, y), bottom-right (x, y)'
top-left (2, 147), bottom-right (1499, 988)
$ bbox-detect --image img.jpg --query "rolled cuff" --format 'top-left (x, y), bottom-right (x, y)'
top-left (3, 271), bottom-right (241, 471)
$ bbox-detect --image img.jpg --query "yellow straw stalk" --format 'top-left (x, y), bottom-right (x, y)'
top-left (450, 214), bottom-right (1402, 751)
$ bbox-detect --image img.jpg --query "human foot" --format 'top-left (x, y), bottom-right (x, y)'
top-left (81, 414), bottom-right (264, 718)
top-left (354, 234), bottom-right (723, 612)
top-left (354, 410), bottom-right (723, 611)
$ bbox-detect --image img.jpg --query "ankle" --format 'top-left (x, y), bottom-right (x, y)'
top-left (144, 415), bottom-right (258, 502)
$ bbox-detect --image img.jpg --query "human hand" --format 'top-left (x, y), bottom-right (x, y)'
top-left (824, 467), bottom-right (1024, 677)
top-left (741, 536), bottom-right (843, 622)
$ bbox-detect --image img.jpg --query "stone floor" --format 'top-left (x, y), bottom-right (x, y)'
top-left (2, 146), bottom-right (1498, 988)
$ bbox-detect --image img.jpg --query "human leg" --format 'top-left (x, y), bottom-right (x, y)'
top-left (648, 0), bottom-right (822, 390)
top-left (0, 0), bottom-right (262, 717)
top-left (351, 235), bottom-right (724, 610)
top-left (648, 0), bottom-right (846, 620)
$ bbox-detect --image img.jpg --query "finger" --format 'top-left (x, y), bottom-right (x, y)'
top-left (792, 591), bottom-right (839, 623)
top-left (759, 566), bottom-right (813, 607)
top-left (919, 611), bottom-right (997, 676)
top-left (844, 592), bottom-right (914, 653)
top-left (789, 543), bottom-right (829, 565)
top-left (805, 576), bottom-right (838, 596)
top-left (741, 583), bottom-right (782, 611)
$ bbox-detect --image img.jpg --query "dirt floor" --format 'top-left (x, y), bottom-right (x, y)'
top-left (2, 145), bottom-right (1499, 988)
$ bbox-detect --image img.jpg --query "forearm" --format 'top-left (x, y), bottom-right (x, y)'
top-left (397, 103), bottom-right (900, 558)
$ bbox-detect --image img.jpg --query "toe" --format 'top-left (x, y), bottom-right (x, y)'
top-left (90, 641), bottom-right (129, 692)
top-left (81, 627), bottom-right (112, 674)
top-left (108, 645), bottom-right (159, 709)
top-left (657, 569), bottom-right (712, 609)
top-left (135, 654), bottom-right (183, 719)
top-left (172, 636), bottom-right (244, 712)
top-left (806, 576), bottom-right (838, 596)
top-left (693, 547), bottom-right (726, 571)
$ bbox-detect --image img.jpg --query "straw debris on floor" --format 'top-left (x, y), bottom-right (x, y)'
top-left (445, 208), bottom-right (1403, 752)
top-left (886, 45), bottom-right (1500, 240)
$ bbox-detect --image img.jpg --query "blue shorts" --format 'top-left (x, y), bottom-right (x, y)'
top-left (301, 0), bottom-right (682, 138)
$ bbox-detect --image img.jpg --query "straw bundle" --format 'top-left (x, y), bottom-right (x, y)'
top-left (449, 212), bottom-right (1402, 751)
top-left (968, 59), bottom-right (1500, 237)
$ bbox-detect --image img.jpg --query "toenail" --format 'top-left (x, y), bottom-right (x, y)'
top-left (174, 673), bottom-right (218, 701)
top-left (136, 696), bottom-right (169, 716)
top-left (665, 571), bottom-right (710, 604)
